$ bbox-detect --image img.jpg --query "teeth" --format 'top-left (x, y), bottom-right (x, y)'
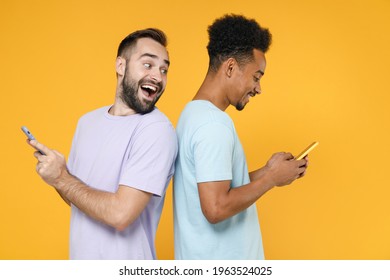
top-left (141, 85), bottom-right (157, 93)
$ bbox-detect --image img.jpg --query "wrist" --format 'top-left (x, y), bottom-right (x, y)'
top-left (261, 166), bottom-right (276, 191)
top-left (53, 168), bottom-right (72, 191)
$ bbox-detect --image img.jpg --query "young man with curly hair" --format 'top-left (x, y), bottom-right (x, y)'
top-left (173, 14), bottom-right (308, 259)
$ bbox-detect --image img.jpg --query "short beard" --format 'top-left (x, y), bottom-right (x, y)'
top-left (121, 69), bottom-right (162, 114)
top-left (235, 101), bottom-right (245, 111)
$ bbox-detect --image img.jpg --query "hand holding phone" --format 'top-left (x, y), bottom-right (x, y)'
top-left (21, 126), bottom-right (46, 155)
top-left (295, 141), bottom-right (319, 160)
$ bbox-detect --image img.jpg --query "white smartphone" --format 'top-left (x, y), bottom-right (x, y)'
top-left (295, 141), bottom-right (319, 160)
top-left (21, 126), bottom-right (45, 155)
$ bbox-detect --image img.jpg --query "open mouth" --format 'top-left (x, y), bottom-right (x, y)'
top-left (140, 84), bottom-right (159, 99)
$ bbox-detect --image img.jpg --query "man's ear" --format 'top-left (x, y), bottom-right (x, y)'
top-left (116, 56), bottom-right (126, 76)
top-left (225, 58), bottom-right (236, 78)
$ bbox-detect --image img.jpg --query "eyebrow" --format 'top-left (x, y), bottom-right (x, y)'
top-left (140, 53), bottom-right (170, 66)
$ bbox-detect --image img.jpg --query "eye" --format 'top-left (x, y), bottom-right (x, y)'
top-left (143, 63), bottom-right (151, 69)
top-left (161, 68), bottom-right (168, 75)
top-left (253, 76), bottom-right (260, 83)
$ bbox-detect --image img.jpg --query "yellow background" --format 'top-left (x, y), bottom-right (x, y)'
top-left (1, 0), bottom-right (389, 260)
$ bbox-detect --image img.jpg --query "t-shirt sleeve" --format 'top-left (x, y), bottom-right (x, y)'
top-left (193, 122), bottom-right (234, 183)
top-left (67, 120), bottom-right (81, 174)
top-left (119, 121), bottom-right (178, 197)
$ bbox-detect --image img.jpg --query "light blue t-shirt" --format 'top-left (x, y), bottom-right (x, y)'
top-left (67, 106), bottom-right (177, 259)
top-left (173, 100), bottom-right (264, 260)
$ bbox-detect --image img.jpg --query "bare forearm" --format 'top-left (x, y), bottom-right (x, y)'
top-left (54, 172), bottom-right (121, 229)
top-left (29, 140), bottom-right (150, 231)
top-left (199, 171), bottom-right (275, 224)
top-left (249, 166), bottom-right (268, 182)
top-left (222, 175), bottom-right (274, 218)
top-left (200, 153), bottom-right (307, 224)
top-left (55, 189), bottom-right (71, 206)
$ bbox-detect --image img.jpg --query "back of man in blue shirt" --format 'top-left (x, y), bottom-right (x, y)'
top-left (173, 14), bottom-right (308, 260)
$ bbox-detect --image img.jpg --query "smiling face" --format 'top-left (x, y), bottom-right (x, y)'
top-left (231, 49), bottom-right (266, 111)
top-left (119, 37), bottom-right (170, 114)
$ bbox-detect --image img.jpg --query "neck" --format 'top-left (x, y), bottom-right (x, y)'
top-left (109, 89), bottom-right (137, 116)
top-left (193, 72), bottom-right (230, 111)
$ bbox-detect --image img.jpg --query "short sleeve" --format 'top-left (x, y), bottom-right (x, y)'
top-left (119, 121), bottom-right (177, 196)
top-left (67, 120), bottom-right (81, 174)
top-left (193, 122), bottom-right (234, 183)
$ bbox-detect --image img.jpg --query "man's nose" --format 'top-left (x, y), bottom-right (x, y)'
top-left (254, 84), bottom-right (261, 95)
top-left (150, 68), bottom-right (162, 83)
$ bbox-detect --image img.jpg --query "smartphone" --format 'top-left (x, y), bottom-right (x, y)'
top-left (21, 126), bottom-right (45, 155)
top-left (295, 141), bottom-right (319, 160)
top-left (21, 126), bottom-right (37, 140)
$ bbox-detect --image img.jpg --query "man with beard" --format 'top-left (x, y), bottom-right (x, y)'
top-left (173, 15), bottom-right (308, 259)
top-left (27, 28), bottom-right (178, 259)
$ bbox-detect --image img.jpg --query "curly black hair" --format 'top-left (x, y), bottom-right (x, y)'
top-left (207, 14), bottom-right (272, 71)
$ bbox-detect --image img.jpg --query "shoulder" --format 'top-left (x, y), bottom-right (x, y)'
top-left (133, 108), bottom-right (177, 145)
top-left (78, 106), bottom-right (110, 124)
top-left (178, 101), bottom-right (234, 135)
top-left (141, 107), bottom-right (172, 123)
top-left (137, 108), bottom-right (174, 130)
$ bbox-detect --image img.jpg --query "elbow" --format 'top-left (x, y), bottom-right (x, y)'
top-left (111, 212), bottom-right (132, 232)
top-left (202, 207), bottom-right (225, 224)
top-left (206, 216), bottom-right (222, 225)
top-left (114, 223), bottom-right (128, 232)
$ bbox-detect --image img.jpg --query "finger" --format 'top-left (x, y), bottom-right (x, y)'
top-left (298, 166), bottom-right (306, 177)
top-left (26, 139), bottom-right (36, 148)
top-left (284, 152), bottom-right (294, 160)
top-left (27, 140), bottom-right (44, 157)
top-left (33, 150), bottom-right (46, 157)
top-left (52, 150), bottom-right (64, 158)
top-left (33, 151), bottom-right (47, 162)
top-left (36, 162), bottom-right (43, 174)
top-left (29, 140), bottom-right (51, 155)
top-left (296, 158), bottom-right (307, 167)
top-left (33, 151), bottom-right (41, 159)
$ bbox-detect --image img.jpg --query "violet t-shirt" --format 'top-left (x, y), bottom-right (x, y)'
top-left (67, 106), bottom-right (177, 259)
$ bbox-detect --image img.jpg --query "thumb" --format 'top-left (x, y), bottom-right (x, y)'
top-left (29, 140), bottom-right (51, 156)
